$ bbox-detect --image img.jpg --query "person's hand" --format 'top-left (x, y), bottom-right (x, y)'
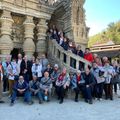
top-left (45, 89), bottom-right (48, 95)
top-left (24, 69), bottom-right (27, 73)
top-left (34, 90), bottom-right (38, 95)
top-left (86, 85), bottom-right (89, 88)
top-left (63, 85), bottom-right (66, 89)
top-left (78, 81), bottom-right (80, 84)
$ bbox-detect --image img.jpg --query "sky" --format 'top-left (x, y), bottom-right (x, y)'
top-left (84, 0), bottom-right (120, 36)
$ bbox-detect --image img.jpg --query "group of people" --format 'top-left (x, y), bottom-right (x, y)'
top-left (0, 52), bottom-right (120, 106)
top-left (0, 25), bottom-right (120, 106)
top-left (47, 25), bottom-right (93, 63)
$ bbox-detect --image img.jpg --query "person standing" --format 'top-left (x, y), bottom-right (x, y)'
top-left (0, 58), bottom-right (4, 103)
top-left (32, 58), bottom-right (42, 81)
top-left (84, 48), bottom-right (93, 63)
top-left (40, 54), bottom-right (49, 74)
top-left (91, 62), bottom-right (105, 100)
top-left (20, 55), bottom-right (32, 83)
top-left (104, 61), bottom-right (115, 100)
top-left (17, 53), bottom-right (23, 76)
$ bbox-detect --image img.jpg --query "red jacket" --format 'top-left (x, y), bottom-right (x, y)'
top-left (84, 53), bottom-right (93, 62)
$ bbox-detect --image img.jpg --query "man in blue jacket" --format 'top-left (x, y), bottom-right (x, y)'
top-left (10, 76), bottom-right (32, 106)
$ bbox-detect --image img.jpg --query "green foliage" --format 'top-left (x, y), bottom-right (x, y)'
top-left (88, 21), bottom-right (120, 47)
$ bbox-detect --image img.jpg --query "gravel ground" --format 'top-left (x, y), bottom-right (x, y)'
top-left (0, 92), bottom-right (120, 120)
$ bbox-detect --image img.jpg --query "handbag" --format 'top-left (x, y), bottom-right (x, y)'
top-left (110, 75), bottom-right (119, 84)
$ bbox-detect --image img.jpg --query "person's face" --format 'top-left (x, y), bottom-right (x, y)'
top-left (64, 38), bottom-right (67, 42)
top-left (47, 65), bottom-right (50, 68)
top-left (44, 72), bottom-right (49, 78)
top-left (85, 49), bottom-right (89, 53)
top-left (93, 63), bottom-right (97, 68)
top-left (36, 59), bottom-right (39, 64)
top-left (42, 54), bottom-right (45, 59)
top-left (69, 42), bottom-right (72, 47)
top-left (19, 76), bottom-right (24, 82)
top-left (77, 72), bottom-right (81, 76)
top-left (62, 68), bottom-right (67, 74)
top-left (24, 56), bottom-right (27, 61)
top-left (33, 76), bottom-right (37, 81)
top-left (18, 54), bottom-right (22, 59)
top-left (85, 68), bottom-right (90, 75)
top-left (6, 56), bottom-right (11, 62)
top-left (54, 67), bottom-right (58, 71)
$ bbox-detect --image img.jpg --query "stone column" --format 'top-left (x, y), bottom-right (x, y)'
top-left (37, 18), bottom-right (48, 57)
top-left (23, 16), bottom-right (35, 59)
top-left (0, 10), bottom-right (13, 59)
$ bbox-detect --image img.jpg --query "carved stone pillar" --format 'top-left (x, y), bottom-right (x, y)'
top-left (36, 18), bottom-right (48, 57)
top-left (0, 10), bottom-right (13, 58)
top-left (23, 16), bottom-right (35, 58)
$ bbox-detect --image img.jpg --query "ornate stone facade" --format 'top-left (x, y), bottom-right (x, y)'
top-left (0, 0), bottom-right (89, 59)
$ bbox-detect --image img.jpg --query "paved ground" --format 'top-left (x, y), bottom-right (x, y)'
top-left (0, 93), bottom-right (120, 120)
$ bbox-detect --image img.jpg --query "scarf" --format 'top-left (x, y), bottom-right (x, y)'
top-left (77, 75), bottom-right (81, 83)
top-left (58, 73), bottom-right (65, 81)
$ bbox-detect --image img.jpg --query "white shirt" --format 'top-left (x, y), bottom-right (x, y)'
top-left (17, 59), bottom-right (22, 74)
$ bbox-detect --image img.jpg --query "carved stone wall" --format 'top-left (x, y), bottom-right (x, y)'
top-left (49, 0), bottom-right (89, 50)
top-left (0, 0), bottom-right (89, 59)
top-left (0, 0), bottom-right (54, 58)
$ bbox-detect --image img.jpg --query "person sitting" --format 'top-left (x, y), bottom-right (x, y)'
top-left (29, 75), bottom-right (42, 104)
top-left (82, 67), bottom-right (96, 104)
top-left (71, 70), bottom-right (86, 102)
top-left (40, 71), bottom-right (52, 102)
top-left (56, 68), bottom-right (70, 104)
top-left (51, 64), bottom-right (60, 87)
top-left (10, 76), bottom-right (32, 106)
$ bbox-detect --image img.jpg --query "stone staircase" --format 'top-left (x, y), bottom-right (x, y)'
top-left (47, 39), bottom-right (91, 72)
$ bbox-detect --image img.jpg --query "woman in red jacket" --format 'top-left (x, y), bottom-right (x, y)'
top-left (84, 48), bottom-right (93, 62)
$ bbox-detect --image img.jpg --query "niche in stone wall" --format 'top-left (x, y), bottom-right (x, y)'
top-left (11, 13), bottom-right (25, 48)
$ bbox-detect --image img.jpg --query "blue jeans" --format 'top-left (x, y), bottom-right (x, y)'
top-left (29, 91), bottom-right (43, 101)
top-left (11, 90), bottom-right (30, 102)
top-left (84, 86), bottom-right (93, 100)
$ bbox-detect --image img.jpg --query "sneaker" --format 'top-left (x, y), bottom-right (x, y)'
top-left (10, 101), bottom-right (14, 106)
top-left (28, 101), bottom-right (33, 105)
top-left (99, 98), bottom-right (103, 101)
top-left (0, 100), bottom-right (5, 103)
top-left (39, 100), bottom-right (42, 104)
top-left (89, 100), bottom-right (93, 104)
top-left (110, 97), bottom-right (113, 101)
top-left (59, 99), bottom-right (63, 104)
top-left (75, 99), bottom-right (78, 102)
top-left (85, 99), bottom-right (88, 103)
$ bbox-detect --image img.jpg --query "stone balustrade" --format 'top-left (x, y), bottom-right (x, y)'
top-left (48, 39), bottom-right (91, 72)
